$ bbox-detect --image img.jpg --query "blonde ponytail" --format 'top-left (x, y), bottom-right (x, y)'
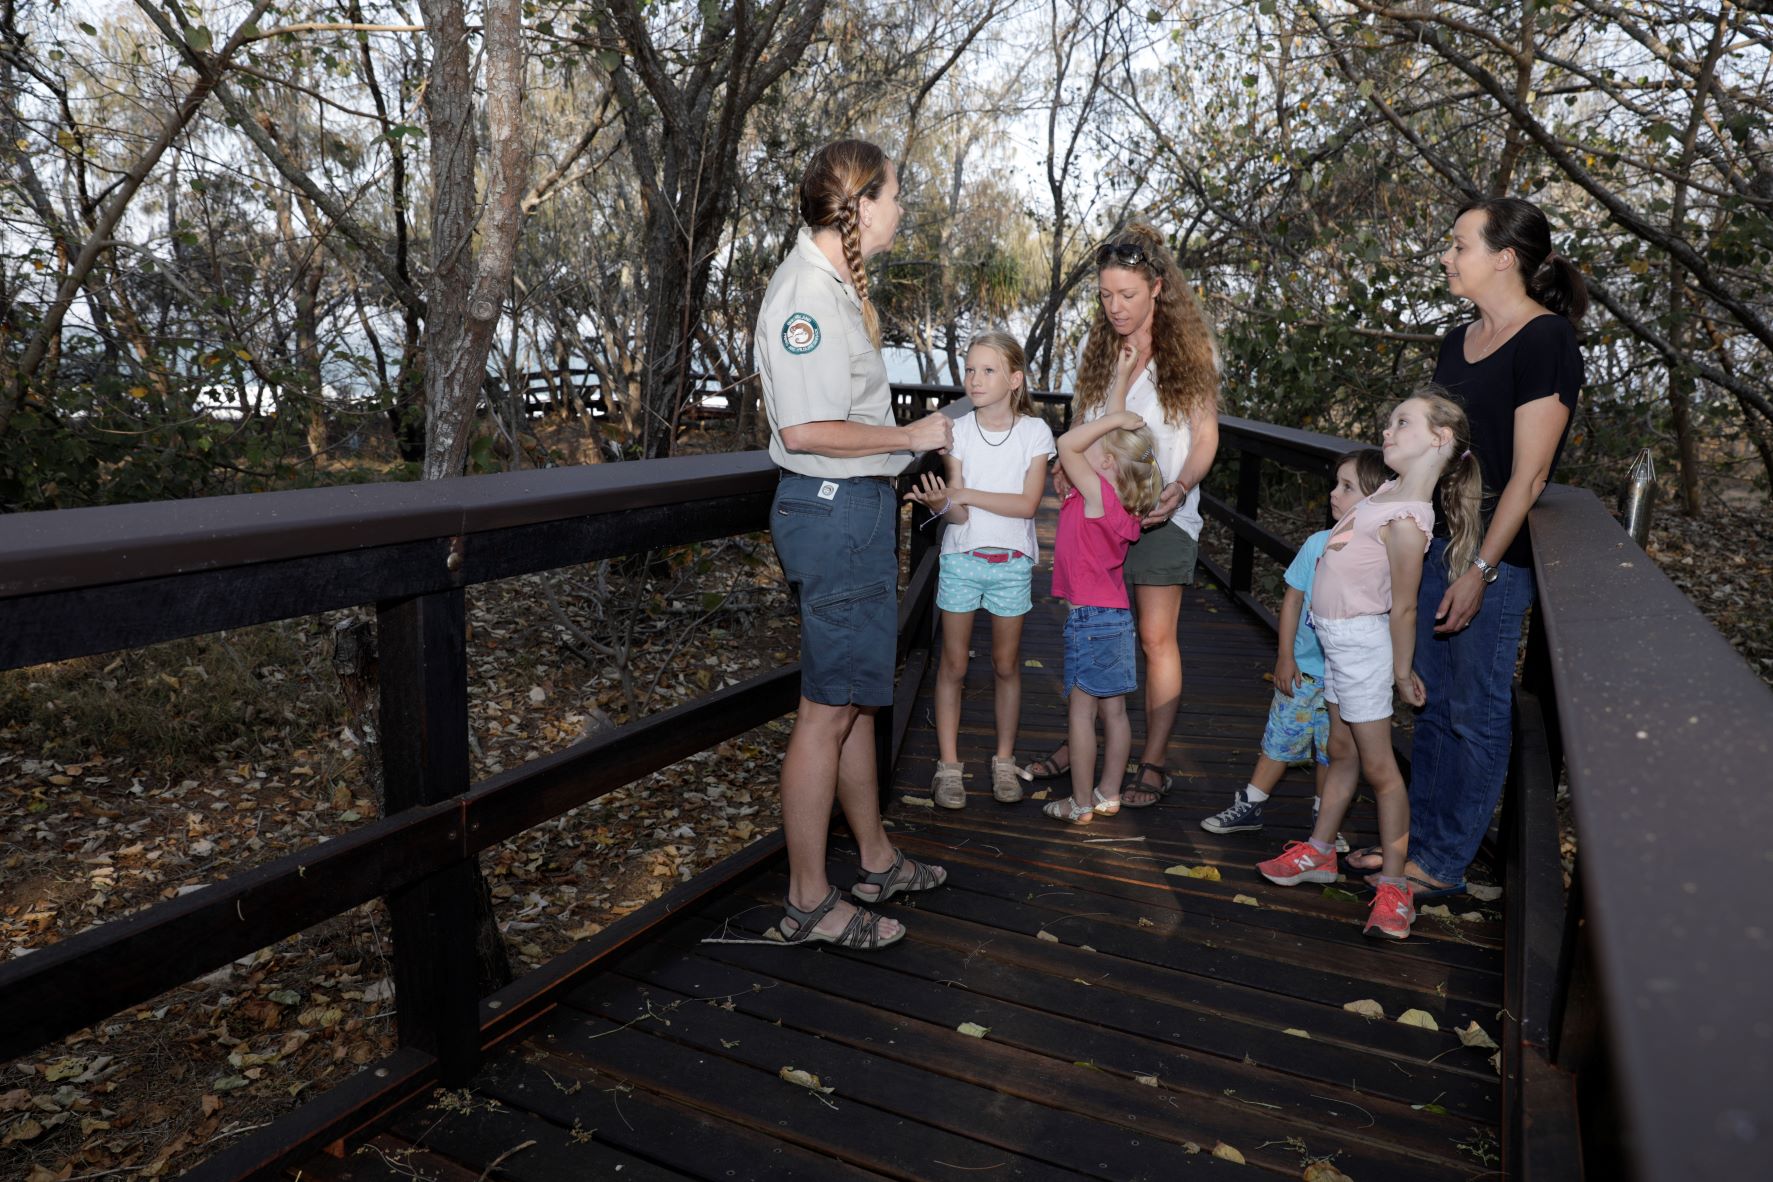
top-left (800, 140), bottom-right (889, 350)
top-left (1412, 387), bottom-right (1486, 576)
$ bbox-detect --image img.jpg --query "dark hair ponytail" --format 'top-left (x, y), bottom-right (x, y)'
top-left (1456, 197), bottom-right (1589, 323)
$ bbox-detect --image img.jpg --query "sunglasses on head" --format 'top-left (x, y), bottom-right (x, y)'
top-left (1096, 241), bottom-right (1148, 268)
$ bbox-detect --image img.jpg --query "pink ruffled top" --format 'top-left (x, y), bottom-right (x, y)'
top-left (1310, 482), bottom-right (1435, 620)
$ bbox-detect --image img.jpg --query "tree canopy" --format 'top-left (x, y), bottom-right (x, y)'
top-left (2, 0), bottom-right (1768, 510)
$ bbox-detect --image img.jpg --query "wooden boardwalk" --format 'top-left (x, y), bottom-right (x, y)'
top-left (295, 497), bottom-right (1504, 1181)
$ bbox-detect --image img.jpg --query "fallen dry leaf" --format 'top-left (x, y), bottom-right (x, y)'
top-left (1283, 1027), bottom-right (1311, 1039)
top-left (1397, 1009), bottom-right (1439, 1031)
top-left (1212, 1140), bottom-right (1245, 1164)
top-left (1467, 883), bottom-right (1502, 902)
top-left (900, 795), bottom-right (935, 808)
top-left (1036, 929), bottom-right (1060, 943)
top-left (1458, 1020), bottom-right (1499, 1050)
top-left (1419, 903), bottom-right (1453, 918)
top-left (1164, 863), bottom-right (1222, 881)
top-left (1342, 998), bottom-right (1385, 1020)
top-left (1302, 1161), bottom-right (1354, 1182)
top-left (1232, 894), bottom-right (1261, 907)
top-left (956, 1022), bottom-right (989, 1038)
top-left (778, 1066), bottom-right (833, 1094)
top-left (1134, 1074), bottom-right (1159, 1087)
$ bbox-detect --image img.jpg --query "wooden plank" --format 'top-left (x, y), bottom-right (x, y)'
top-left (511, 1011), bottom-right (1071, 1180)
top-left (383, 1089), bottom-right (693, 1181)
top-left (603, 940), bottom-right (1482, 1180)
top-left (705, 884), bottom-right (1500, 1122)
top-left (476, 1050), bottom-right (891, 1181)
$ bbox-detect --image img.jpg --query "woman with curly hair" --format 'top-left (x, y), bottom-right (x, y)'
top-left (1024, 224), bottom-right (1221, 806)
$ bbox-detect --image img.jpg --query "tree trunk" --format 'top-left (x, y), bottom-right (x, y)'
top-left (416, 0), bottom-right (527, 480)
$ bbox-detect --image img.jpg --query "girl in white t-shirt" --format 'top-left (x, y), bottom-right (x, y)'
top-left (904, 332), bottom-right (1056, 809)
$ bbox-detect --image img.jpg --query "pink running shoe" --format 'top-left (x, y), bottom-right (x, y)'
top-left (1257, 841), bottom-right (1339, 886)
top-left (1363, 880), bottom-right (1416, 940)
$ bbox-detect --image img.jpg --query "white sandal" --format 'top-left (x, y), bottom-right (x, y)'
top-left (1091, 788), bottom-right (1121, 817)
top-left (1042, 797), bottom-right (1094, 825)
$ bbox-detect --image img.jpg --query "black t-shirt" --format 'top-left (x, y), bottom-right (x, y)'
top-left (1431, 314), bottom-right (1584, 567)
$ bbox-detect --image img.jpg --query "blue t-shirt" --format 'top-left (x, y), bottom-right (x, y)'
top-left (1284, 530), bottom-right (1329, 680)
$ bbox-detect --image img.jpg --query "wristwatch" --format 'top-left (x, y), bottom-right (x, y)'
top-left (1472, 555), bottom-right (1501, 585)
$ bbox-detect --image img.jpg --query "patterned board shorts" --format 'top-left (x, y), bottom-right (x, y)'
top-left (1261, 674), bottom-right (1331, 766)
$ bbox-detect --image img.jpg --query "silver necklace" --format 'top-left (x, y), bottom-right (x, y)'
top-left (975, 415), bottom-right (1013, 447)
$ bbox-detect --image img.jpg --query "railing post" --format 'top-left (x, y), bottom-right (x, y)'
top-left (1230, 448), bottom-right (1260, 595)
top-left (377, 585), bottom-right (482, 1085)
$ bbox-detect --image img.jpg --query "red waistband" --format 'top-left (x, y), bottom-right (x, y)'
top-left (966, 548), bottom-right (1027, 564)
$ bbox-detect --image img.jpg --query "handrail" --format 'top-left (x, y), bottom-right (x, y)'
top-left (1525, 484), bottom-right (1773, 1180)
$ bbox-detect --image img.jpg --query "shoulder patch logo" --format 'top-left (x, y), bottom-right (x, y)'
top-left (781, 312), bottom-right (821, 355)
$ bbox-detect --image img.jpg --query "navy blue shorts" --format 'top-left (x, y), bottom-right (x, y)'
top-left (772, 474), bottom-right (898, 707)
top-left (1062, 604), bottom-right (1137, 698)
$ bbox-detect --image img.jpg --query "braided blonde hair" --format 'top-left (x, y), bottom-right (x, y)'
top-left (799, 140), bottom-right (889, 351)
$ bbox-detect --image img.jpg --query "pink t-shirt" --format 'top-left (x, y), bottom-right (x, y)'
top-left (1311, 482), bottom-right (1435, 620)
top-left (1052, 475), bottom-right (1143, 609)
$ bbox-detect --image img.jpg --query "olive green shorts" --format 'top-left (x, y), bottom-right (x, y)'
top-left (1125, 523), bottom-right (1199, 586)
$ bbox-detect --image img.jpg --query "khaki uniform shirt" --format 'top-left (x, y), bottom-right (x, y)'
top-left (758, 227), bottom-right (906, 478)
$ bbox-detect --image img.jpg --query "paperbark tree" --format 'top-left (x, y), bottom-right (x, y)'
top-left (417, 0), bottom-right (528, 479)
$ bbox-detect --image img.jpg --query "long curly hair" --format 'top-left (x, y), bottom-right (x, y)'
top-left (799, 140), bottom-right (889, 350)
top-left (1074, 224), bottom-right (1220, 430)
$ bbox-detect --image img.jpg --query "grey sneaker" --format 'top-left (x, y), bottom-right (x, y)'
top-left (932, 761), bottom-right (966, 809)
top-left (990, 756), bottom-right (1026, 803)
top-left (1201, 789), bottom-right (1264, 834)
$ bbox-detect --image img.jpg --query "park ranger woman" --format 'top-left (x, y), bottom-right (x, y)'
top-left (759, 140), bottom-right (954, 950)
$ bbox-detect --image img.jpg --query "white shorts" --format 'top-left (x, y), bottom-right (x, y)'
top-left (1312, 613), bottom-right (1394, 724)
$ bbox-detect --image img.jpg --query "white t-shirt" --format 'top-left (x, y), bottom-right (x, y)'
top-left (941, 412), bottom-right (1056, 560)
top-left (1077, 354), bottom-right (1204, 539)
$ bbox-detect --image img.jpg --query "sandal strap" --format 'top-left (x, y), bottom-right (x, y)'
top-left (779, 886), bottom-right (842, 944)
top-left (854, 849), bottom-right (905, 894)
top-left (833, 904), bottom-right (892, 949)
top-left (1135, 762), bottom-right (1172, 795)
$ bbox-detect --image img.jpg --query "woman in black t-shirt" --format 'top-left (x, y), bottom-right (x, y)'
top-left (1346, 198), bottom-right (1586, 895)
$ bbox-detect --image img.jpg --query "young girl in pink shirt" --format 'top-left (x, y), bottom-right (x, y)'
top-left (1045, 344), bottom-right (1163, 824)
top-left (1257, 389), bottom-right (1482, 939)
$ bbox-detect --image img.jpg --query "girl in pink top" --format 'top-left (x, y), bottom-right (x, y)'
top-left (1045, 344), bottom-right (1163, 824)
top-left (1258, 390), bottom-right (1483, 939)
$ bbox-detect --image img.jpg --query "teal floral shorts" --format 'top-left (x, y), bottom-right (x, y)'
top-left (1260, 675), bottom-right (1330, 766)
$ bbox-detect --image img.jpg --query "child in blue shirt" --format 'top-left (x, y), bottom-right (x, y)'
top-left (1201, 448), bottom-right (1388, 838)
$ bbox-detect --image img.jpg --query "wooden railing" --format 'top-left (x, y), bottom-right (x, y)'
top-left (0, 413), bottom-right (947, 1181)
top-left (1198, 419), bottom-right (1773, 1182)
top-left (7, 395), bottom-right (1768, 1181)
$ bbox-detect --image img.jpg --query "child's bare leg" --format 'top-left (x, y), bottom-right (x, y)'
top-left (1313, 759), bottom-right (1330, 803)
top-left (1095, 693), bottom-right (1131, 803)
top-left (1310, 704), bottom-right (1361, 846)
top-left (933, 609), bottom-right (974, 765)
top-left (1248, 754), bottom-right (1288, 795)
top-left (1067, 688), bottom-right (1098, 808)
top-left (1345, 717), bottom-right (1408, 878)
top-left (990, 612), bottom-right (1026, 760)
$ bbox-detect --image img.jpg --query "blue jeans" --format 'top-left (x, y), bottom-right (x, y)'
top-left (1406, 537), bottom-right (1536, 884)
top-left (1062, 605), bottom-right (1137, 698)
